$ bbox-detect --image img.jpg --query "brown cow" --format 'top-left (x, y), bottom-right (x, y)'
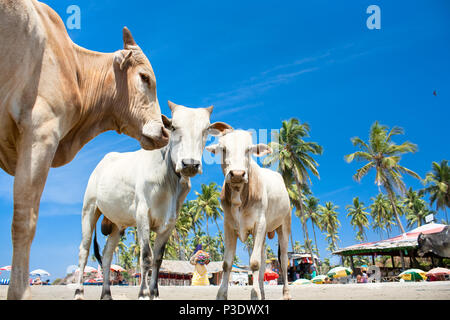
top-left (0, 0), bottom-right (169, 299)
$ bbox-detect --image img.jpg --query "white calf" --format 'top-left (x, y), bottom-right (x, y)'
top-left (206, 130), bottom-right (292, 300)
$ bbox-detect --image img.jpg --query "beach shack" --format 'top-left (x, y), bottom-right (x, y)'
top-left (287, 252), bottom-right (321, 282)
top-left (146, 260), bottom-right (224, 286)
top-left (332, 223), bottom-right (448, 282)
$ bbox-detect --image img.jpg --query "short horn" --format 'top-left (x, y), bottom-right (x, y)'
top-left (123, 27), bottom-right (137, 48)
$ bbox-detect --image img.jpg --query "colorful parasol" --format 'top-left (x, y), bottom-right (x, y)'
top-left (110, 264), bottom-right (125, 272)
top-left (398, 269), bottom-right (427, 281)
top-left (327, 266), bottom-right (353, 279)
top-left (312, 275), bottom-right (328, 284)
top-left (0, 266), bottom-right (11, 271)
top-left (292, 278), bottom-right (312, 285)
top-left (426, 267), bottom-right (450, 276)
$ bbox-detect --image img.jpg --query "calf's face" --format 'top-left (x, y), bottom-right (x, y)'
top-left (206, 130), bottom-right (272, 185)
top-left (167, 101), bottom-right (232, 178)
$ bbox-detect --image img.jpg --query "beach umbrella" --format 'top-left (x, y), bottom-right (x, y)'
top-left (110, 264), bottom-right (125, 272)
top-left (0, 266), bottom-right (11, 271)
top-left (264, 270), bottom-right (279, 281)
top-left (312, 275), bottom-right (328, 284)
top-left (327, 266), bottom-right (353, 279)
top-left (426, 268), bottom-right (450, 277)
top-left (30, 269), bottom-right (50, 277)
top-left (76, 266), bottom-right (98, 274)
top-left (292, 278), bottom-right (312, 285)
top-left (398, 269), bottom-right (426, 281)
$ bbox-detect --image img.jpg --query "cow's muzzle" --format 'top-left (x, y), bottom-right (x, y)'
top-left (180, 158), bottom-right (201, 177)
top-left (227, 170), bottom-right (247, 184)
top-left (140, 122), bottom-right (170, 150)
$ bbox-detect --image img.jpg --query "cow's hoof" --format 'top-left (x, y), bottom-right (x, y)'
top-left (101, 294), bottom-right (113, 300)
top-left (251, 288), bottom-right (261, 300)
top-left (74, 288), bottom-right (84, 300)
top-left (283, 293), bottom-right (292, 300)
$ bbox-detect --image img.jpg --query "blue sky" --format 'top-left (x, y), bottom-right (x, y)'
top-left (0, 0), bottom-right (449, 281)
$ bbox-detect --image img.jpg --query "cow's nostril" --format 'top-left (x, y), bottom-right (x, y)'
top-left (182, 159), bottom-right (201, 169)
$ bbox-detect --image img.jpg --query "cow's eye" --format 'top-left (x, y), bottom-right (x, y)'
top-left (140, 73), bottom-right (151, 85)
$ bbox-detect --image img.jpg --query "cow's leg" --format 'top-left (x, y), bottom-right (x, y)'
top-left (137, 208), bottom-right (153, 300)
top-left (100, 225), bottom-right (121, 300)
top-left (74, 204), bottom-right (101, 300)
top-left (258, 241), bottom-right (266, 300)
top-left (250, 215), bottom-right (267, 300)
top-left (277, 217), bottom-right (292, 300)
top-left (216, 223), bottom-right (237, 300)
top-left (149, 228), bottom-right (172, 299)
top-left (7, 115), bottom-right (59, 300)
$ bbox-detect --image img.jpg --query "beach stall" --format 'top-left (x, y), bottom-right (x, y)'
top-left (287, 252), bottom-right (321, 282)
top-left (332, 223), bottom-right (448, 282)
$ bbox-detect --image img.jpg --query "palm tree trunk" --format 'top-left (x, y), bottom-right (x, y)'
top-left (387, 191), bottom-right (406, 234)
top-left (293, 176), bottom-right (317, 270)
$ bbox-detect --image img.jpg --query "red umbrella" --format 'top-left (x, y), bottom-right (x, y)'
top-left (426, 267), bottom-right (450, 276)
top-left (0, 265), bottom-right (11, 271)
top-left (264, 270), bottom-right (279, 281)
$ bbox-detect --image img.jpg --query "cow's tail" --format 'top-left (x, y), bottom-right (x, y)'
top-left (278, 243), bottom-right (281, 266)
top-left (93, 226), bottom-right (103, 268)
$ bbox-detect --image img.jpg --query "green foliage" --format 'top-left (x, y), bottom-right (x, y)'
top-left (345, 121), bottom-right (421, 234)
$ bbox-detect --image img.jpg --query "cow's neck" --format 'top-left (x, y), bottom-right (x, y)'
top-left (74, 45), bottom-right (122, 133)
top-left (52, 46), bottom-right (125, 168)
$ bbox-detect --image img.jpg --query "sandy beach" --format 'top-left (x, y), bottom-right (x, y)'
top-left (1, 282), bottom-right (449, 300)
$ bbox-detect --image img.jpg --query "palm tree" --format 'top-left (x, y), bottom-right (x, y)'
top-left (421, 160), bottom-right (450, 224)
top-left (318, 202), bottom-right (340, 252)
top-left (127, 227), bottom-right (140, 270)
top-left (404, 188), bottom-right (433, 228)
top-left (289, 183), bottom-right (317, 269)
top-left (183, 200), bottom-right (203, 236)
top-left (190, 183), bottom-right (222, 238)
top-left (370, 193), bottom-right (393, 239)
top-left (346, 197), bottom-right (370, 242)
top-left (345, 121), bottom-right (421, 234)
top-left (293, 241), bottom-right (302, 253)
top-left (244, 235), bottom-right (254, 262)
top-left (304, 195), bottom-right (321, 256)
top-left (263, 118), bottom-right (322, 263)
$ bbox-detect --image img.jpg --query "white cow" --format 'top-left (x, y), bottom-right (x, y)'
top-left (74, 102), bottom-right (232, 300)
top-left (206, 130), bottom-right (292, 300)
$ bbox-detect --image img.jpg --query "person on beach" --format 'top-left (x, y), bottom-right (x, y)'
top-left (190, 244), bottom-right (211, 286)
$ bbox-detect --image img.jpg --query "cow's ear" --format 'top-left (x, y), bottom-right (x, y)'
top-left (206, 144), bottom-right (219, 154)
top-left (123, 27), bottom-right (137, 49)
top-left (114, 50), bottom-right (133, 71)
top-left (208, 122), bottom-right (233, 136)
top-left (161, 114), bottom-right (172, 130)
top-left (251, 144), bottom-right (272, 157)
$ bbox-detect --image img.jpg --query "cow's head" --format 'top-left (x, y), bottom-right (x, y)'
top-left (164, 101), bottom-right (232, 178)
top-left (113, 27), bottom-right (169, 150)
top-left (206, 130), bottom-right (272, 185)
top-left (417, 233), bottom-right (432, 257)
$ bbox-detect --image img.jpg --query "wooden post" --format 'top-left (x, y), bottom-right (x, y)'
top-left (399, 250), bottom-right (406, 270)
top-left (391, 255), bottom-right (395, 268)
top-left (431, 256), bottom-right (436, 268)
top-left (372, 254), bottom-right (375, 265)
top-left (350, 255), bottom-right (355, 274)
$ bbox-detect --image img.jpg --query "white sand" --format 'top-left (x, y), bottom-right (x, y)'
top-left (1, 281), bottom-right (449, 300)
